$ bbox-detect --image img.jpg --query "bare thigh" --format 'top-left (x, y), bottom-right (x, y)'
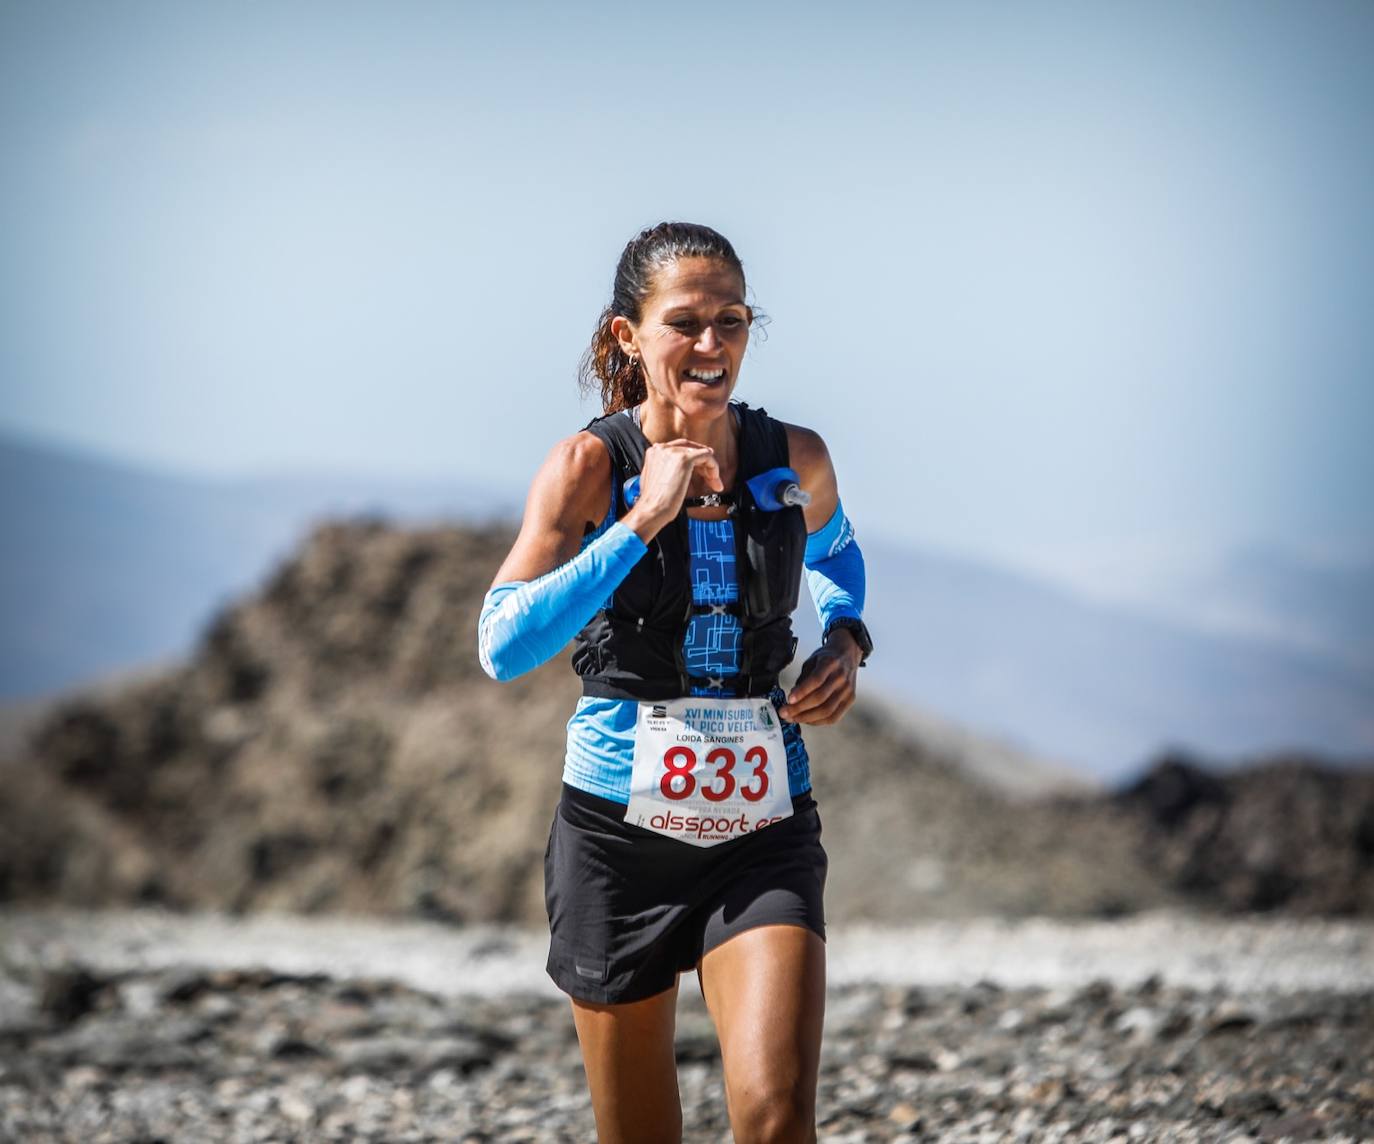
top-left (698, 924), bottom-right (826, 1144)
top-left (570, 981), bottom-right (683, 1144)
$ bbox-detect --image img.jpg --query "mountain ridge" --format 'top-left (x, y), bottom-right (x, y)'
top-left (3, 428), bottom-right (1371, 778)
top-left (4, 515), bottom-right (1369, 924)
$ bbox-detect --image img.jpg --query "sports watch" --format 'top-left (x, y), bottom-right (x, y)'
top-left (823, 617), bottom-right (873, 666)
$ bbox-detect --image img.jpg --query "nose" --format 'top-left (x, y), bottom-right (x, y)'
top-left (695, 324), bottom-right (720, 353)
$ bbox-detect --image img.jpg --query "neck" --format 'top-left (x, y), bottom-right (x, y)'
top-left (636, 395), bottom-right (736, 454)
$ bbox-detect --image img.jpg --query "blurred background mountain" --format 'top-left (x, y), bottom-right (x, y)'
top-left (4, 431), bottom-right (1370, 781)
top-left (2, 505), bottom-right (1371, 925)
top-left (0, 431), bottom-right (516, 699)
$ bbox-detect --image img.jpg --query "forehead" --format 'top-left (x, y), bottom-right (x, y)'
top-left (644, 256), bottom-right (746, 311)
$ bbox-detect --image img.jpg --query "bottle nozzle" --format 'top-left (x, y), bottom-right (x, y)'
top-left (746, 467), bottom-right (810, 511)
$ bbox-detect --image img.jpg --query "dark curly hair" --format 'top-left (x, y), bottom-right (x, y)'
top-left (579, 222), bottom-right (762, 414)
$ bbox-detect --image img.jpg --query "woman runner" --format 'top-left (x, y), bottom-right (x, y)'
top-left (478, 221), bottom-right (871, 1143)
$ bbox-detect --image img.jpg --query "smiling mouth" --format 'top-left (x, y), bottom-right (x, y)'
top-left (683, 368), bottom-right (726, 384)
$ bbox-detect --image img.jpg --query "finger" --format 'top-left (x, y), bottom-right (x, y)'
top-left (642, 444), bottom-right (715, 491)
top-left (787, 686), bottom-right (844, 723)
top-left (779, 677), bottom-right (831, 720)
top-left (816, 689), bottom-right (858, 726)
top-left (794, 665), bottom-right (855, 714)
top-left (786, 656), bottom-right (841, 706)
top-left (646, 440), bottom-right (714, 460)
top-left (791, 685), bottom-right (855, 726)
top-left (658, 439), bottom-right (715, 458)
top-left (692, 453), bottom-right (723, 491)
top-left (781, 667), bottom-right (848, 721)
top-left (654, 446), bottom-right (715, 484)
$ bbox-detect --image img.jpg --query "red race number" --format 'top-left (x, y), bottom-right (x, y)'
top-left (700, 747), bottom-right (737, 802)
top-left (660, 746), bottom-right (697, 800)
top-left (739, 745), bottom-right (770, 802)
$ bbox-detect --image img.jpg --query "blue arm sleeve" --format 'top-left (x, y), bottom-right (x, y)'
top-left (478, 520), bottom-right (647, 682)
top-left (803, 500), bottom-right (865, 630)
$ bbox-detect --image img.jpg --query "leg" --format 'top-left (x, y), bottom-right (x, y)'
top-left (570, 980), bottom-right (683, 1144)
top-left (698, 924), bottom-right (826, 1144)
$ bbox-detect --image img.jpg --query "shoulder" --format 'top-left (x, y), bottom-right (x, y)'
top-left (776, 420), bottom-right (842, 528)
top-left (527, 429), bottom-right (613, 530)
top-left (738, 404), bottom-right (831, 476)
top-left (542, 429), bottom-right (612, 480)
top-left (778, 421), bottom-right (832, 483)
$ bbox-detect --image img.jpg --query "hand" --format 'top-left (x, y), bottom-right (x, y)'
top-left (778, 628), bottom-right (862, 724)
top-left (622, 439), bottom-right (722, 541)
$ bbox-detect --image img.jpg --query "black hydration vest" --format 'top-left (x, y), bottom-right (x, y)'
top-left (571, 403), bottom-right (806, 701)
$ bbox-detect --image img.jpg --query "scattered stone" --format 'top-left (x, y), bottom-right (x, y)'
top-left (38, 965), bottom-right (106, 1025)
top-left (1221, 1088), bottom-right (1283, 1118)
top-left (889, 1049), bottom-right (940, 1072)
top-left (159, 968), bottom-right (214, 1004)
top-left (1113, 1005), bottom-right (1163, 1040)
top-left (887, 1100), bottom-right (922, 1130)
top-left (267, 1033), bottom-right (328, 1061)
top-left (7, 963), bottom-right (1365, 1141)
top-left (1205, 1004), bottom-right (1258, 1036)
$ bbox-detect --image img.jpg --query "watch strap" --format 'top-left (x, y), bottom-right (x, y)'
top-left (823, 617), bottom-right (873, 666)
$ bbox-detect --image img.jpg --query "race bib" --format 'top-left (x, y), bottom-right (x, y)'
top-left (627, 697), bottom-right (794, 848)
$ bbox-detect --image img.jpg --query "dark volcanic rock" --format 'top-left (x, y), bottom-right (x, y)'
top-left (0, 522), bottom-right (571, 925)
top-left (1117, 751), bottom-right (1374, 914)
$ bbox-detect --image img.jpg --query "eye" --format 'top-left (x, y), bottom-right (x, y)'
top-left (669, 319), bottom-right (698, 333)
top-left (717, 314), bottom-right (744, 329)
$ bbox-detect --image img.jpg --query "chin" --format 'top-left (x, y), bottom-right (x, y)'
top-left (680, 394), bottom-right (732, 421)
top-left (682, 380), bottom-right (735, 404)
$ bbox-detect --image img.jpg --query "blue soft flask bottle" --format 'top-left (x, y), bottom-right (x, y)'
top-left (747, 467), bottom-right (811, 510)
top-left (622, 468), bottom-right (810, 510)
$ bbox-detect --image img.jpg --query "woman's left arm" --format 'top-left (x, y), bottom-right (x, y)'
top-left (777, 425), bottom-right (867, 725)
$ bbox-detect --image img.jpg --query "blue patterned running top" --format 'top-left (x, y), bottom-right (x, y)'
top-left (683, 516), bottom-right (742, 690)
top-left (563, 500), bottom-right (812, 804)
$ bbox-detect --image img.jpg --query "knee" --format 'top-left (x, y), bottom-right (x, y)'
top-left (732, 1081), bottom-right (816, 1144)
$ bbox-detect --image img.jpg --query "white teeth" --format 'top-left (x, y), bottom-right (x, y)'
top-left (685, 369), bottom-right (725, 380)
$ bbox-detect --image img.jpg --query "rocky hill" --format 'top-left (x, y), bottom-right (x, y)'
top-left (2, 519), bottom-right (1370, 923)
top-left (1115, 751), bottom-right (1374, 914)
top-left (9, 430), bottom-right (1373, 777)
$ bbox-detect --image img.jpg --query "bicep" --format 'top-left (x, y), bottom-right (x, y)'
top-left (491, 435), bottom-right (612, 585)
top-left (784, 423), bottom-right (841, 533)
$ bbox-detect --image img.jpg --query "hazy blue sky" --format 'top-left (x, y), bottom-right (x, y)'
top-left (3, 0), bottom-right (1372, 600)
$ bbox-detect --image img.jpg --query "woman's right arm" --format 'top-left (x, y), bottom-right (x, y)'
top-left (491, 433), bottom-right (614, 587)
top-left (478, 431), bottom-right (721, 682)
top-left (479, 433), bottom-right (629, 682)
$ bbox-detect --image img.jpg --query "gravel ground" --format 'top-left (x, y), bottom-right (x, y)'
top-left (1, 909), bottom-right (1372, 1143)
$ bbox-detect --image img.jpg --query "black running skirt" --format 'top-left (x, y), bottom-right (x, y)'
top-left (544, 782), bottom-right (827, 1004)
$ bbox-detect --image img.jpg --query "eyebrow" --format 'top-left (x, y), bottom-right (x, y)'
top-left (661, 297), bottom-right (747, 314)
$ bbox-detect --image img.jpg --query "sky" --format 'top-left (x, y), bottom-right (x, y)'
top-left (3, 0), bottom-right (1372, 603)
